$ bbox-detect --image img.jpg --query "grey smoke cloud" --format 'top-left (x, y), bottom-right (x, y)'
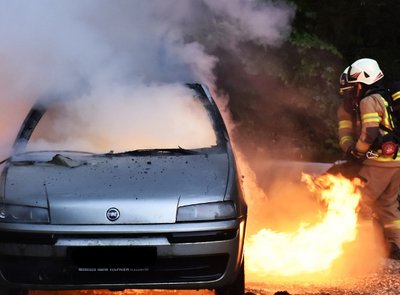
top-left (0, 1), bottom-right (212, 97)
top-left (28, 83), bottom-right (218, 153)
top-left (203, 0), bottom-right (294, 47)
top-left (0, 0), bottom-right (294, 156)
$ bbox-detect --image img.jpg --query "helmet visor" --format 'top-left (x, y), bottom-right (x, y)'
top-left (339, 69), bottom-right (354, 97)
top-left (339, 72), bottom-right (348, 86)
top-left (346, 65), bottom-right (356, 82)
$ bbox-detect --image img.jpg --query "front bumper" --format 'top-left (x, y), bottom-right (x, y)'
top-left (0, 218), bottom-right (246, 290)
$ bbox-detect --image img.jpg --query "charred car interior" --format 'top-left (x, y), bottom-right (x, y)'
top-left (0, 84), bottom-right (247, 295)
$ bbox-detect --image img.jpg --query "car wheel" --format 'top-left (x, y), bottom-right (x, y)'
top-left (0, 287), bottom-right (28, 295)
top-left (215, 260), bottom-right (245, 295)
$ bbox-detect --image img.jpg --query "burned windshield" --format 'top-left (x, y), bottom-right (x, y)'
top-left (25, 85), bottom-right (219, 153)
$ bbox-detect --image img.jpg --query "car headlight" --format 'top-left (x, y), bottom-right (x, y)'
top-left (0, 205), bottom-right (50, 224)
top-left (177, 201), bottom-right (236, 222)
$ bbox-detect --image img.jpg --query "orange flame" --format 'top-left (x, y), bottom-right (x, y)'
top-left (245, 173), bottom-right (362, 278)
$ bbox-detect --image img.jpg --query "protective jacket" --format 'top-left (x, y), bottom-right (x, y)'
top-left (338, 92), bottom-right (400, 247)
top-left (337, 92), bottom-right (400, 167)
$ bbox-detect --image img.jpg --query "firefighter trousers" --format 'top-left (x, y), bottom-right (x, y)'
top-left (358, 165), bottom-right (400, 247)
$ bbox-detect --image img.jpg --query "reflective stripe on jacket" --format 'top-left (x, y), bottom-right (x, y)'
top-left (337, 103), bottom-right (357, 153)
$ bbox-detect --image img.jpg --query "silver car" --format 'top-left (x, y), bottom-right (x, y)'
top-left (0, 84), bottom-right (247, 295)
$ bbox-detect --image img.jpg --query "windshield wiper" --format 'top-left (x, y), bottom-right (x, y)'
top-left (105, 147), bottom-right (200, 157)
top-left (0, 157), bottom-right (10, 166)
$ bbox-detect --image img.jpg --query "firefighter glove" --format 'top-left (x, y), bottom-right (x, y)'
top-left (345, 147), bottom-right (365, 163)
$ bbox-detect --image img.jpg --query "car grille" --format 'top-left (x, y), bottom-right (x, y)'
top-left (0, 251), bottom-right (228, 285)
top-left (0, 229), bottom-right (237, 245)
top-left (167, 229), bottom-right (237, 243)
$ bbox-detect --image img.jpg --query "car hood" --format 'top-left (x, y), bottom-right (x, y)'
top-left (3, 152), bottom-right (229, 225)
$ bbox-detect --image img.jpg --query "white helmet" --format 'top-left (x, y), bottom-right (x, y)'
top-left (347, 58), bottom-right (384, 85)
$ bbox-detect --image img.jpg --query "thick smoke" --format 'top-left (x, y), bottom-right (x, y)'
top-left (0, 0), bottom-right (294, 97)
top-left (28, 84), bottom-right (218, 153)
top-left (0, 0), bottom-right (294, 157)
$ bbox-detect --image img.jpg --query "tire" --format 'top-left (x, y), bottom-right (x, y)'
top-left (0, 286), bottom-right (28, 295)
top-left (215, 260), bottom-right (245, 295)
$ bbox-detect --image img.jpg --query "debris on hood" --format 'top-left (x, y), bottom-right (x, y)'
top-left (48, 154), bottom-right (83, 168)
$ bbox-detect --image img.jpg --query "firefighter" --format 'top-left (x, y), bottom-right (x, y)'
top-left (337, 58), bottom-right (400, 259)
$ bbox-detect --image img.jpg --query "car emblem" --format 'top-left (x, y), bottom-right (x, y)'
top-left (106, 207), bottom-right (120, 221)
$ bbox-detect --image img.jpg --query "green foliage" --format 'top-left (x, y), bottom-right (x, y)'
top-left (290, 33), bottom-right (342, 58)
top-left (289, 0), bottom-right (400, 83)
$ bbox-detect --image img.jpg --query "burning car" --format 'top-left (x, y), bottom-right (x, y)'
top-left (0, 84), bottom-right (247, 295)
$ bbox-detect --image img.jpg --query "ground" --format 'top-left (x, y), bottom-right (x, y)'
top-left (29, 259), bottom-right (400, 295)
top-left (246, 259), bottom-right (400, 295)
